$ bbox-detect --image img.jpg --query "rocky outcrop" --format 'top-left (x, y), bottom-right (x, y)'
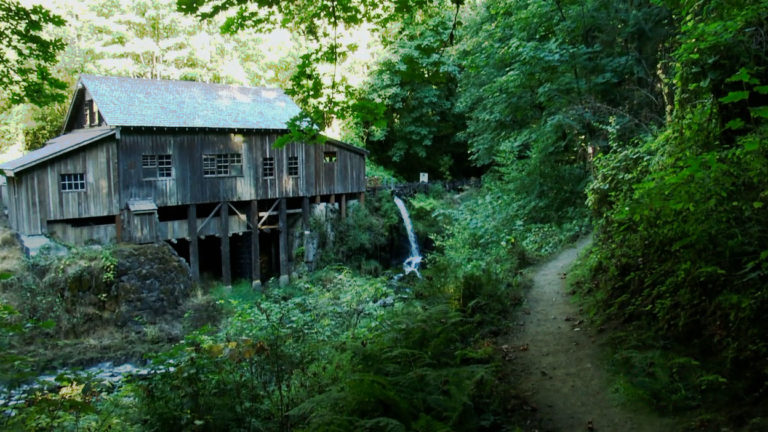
top-left (113, 243), bottom-right (192, 328)
top-left (3, 242), bottom-right (193, 337)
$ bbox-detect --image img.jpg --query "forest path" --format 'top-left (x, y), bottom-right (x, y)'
top-left (505, 237), bottom-right (674, 432)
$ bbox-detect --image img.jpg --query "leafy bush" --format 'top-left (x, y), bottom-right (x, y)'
top-left (136, 264), bottom-right (517, 431)
top-left (576, 0), bottom-right (768, 419)
top-left (315, 191), bottom-right (401, 273)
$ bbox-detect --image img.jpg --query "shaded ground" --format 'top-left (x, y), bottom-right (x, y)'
top-left (505, 238), bottom-right (675, 432)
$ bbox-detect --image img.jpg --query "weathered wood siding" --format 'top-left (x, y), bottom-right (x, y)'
top-left (127, 212), bottom-right (158, 244)
top-left (119, 130), bottom-right (365, 206)
top-left (159, 215), bottom-right (248, 240)
top-left (64, 88), bottom-right (105, 132)
top-left (6, 139), bottom-right (119, 235)
top-left (308, 141), bottom-right (366, 196)
top-left (47, 222), bottom-right (116, 245)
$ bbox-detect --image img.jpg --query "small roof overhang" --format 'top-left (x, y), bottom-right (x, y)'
top-left (126, 199), bottom-right (158, 213)
top-left (0, 127), bottom-right (116, 176)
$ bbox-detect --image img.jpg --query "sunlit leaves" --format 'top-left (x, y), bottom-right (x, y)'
top-left (0, 0), bottom-right (67, 106)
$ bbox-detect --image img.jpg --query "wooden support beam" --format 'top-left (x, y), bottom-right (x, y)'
top-left (340, 194), bottom-right (347, 219)
top-left (257, 199), bottom-right (280, 229)
top-left (115, 214), bottom-right (122, 242)
top-left (302, 196), bottom-right (310, 230)
top-left (302, 196), bottom-right (311, 264)
top-left (188, 204), bottom-right (200, 282)
top-left (278, 198), bottom-right (289, 285)
top-left (250, 200), bottom-right (261, 289)
top-left (220, 202), bottom-right (231, 286)
top-left (329, 194), bottom-right (336, 204)
top-left (314, 195), bottom-right (321, 204)
top-left (197, 202), bottom-right (222, 234)
top-left (359, 192), bottom-right (365, 207)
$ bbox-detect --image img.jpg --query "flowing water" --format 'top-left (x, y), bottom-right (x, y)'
top-left (393, 196), bottom-right (422, 277)
top-left (1, 362), bottom-right (150, 409)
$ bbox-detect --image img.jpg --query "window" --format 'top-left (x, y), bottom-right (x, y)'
top-left (83, 100), bottom-right (98, 127)
top-left (83, 102), bottom-right (90, 127)
top-left (157, 154), bottom-right (172, 178)
top-left (203, 153), bottom-right (243, 177)
top-left (61, 173), bottom-right (85, 192)
top-left (90, 101), bottom-right (98, 126)
top-left (142, 154), bottom-right (172, 179)
top-left (288, 156), bottom-right (299, 177)
top-left (203, 154), bottom-right (216, 176)
top-left (263, 157), bottom-right (275, 178)
top-left (323, 151), bottom-right (337, 163)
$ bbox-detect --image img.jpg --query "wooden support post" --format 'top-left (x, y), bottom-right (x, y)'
top-left (250, 200), bottom-right (261, 289)
top-left (220, 202), bottom-right (231, 286)
top-left (188, 204), bottom-right (200, 282)
top-left (329, 194), bottom-right (336, 204)
top-left (302, 196), bottom-right (311, 264)
top-left (340, 194), bottom-right (347, 219)
top-left (302, 196), bottom-right (310, 230)
top-left (314, 195), bottom-right (321, 204)
top-left (115, 213), bottom-right (122, 242)
top-left (359, 192), bottom-right (365, 207)
top-left (278, 198), bottom-right (289, 286)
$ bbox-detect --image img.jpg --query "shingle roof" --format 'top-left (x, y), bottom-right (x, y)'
top-left (79, 74), bottom-right (301, 129)
top-left (0, 128), bottom-right (116, 175)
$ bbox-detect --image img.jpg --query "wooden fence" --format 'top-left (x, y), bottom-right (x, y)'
top-left (366, 178), bottom-right (481, 197)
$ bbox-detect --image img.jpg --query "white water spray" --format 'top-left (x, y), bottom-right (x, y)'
top-left (393, 196), bottom-right (422, 277)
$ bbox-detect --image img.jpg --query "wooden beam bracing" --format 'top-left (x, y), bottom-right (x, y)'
top-left (249, 200), bottom-right (261, 288)
top-left (197, 202), bottom-right (223, 234)
top-left (278, 198), bottom-right (289, 278)
top-left (257, 199), bottom-right (280, 229)
top-left (220, 202), bottom-right (231, 286)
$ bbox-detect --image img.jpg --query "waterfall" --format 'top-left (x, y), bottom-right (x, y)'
top-left (393, 196), bottom-right (422, 277)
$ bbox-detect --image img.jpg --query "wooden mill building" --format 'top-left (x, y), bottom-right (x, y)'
top-left (0, 75), bottom-right (367, 286)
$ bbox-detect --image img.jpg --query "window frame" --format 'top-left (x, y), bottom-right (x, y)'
top-left (323, 151), bottom-right (338, 163)
top-left (263, 156), bottom-right (275, 179)
top-left (287, 155), bottom-right (299, 177)
top-left (60, 173), bottom-right (86, 192)
top-left (142, 154), bottom-right (173, 180)
top-left (202, 153), bottom-right (243, 178)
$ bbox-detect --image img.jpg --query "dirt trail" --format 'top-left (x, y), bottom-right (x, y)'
top-left (507, 238), bottom-right (674, 432)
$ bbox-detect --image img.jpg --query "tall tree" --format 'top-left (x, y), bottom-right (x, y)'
top-left (350, 8), bottom-right (472, 179)
top-left (0, 0), bottom-right (67, 106)
top-left (456, 0), bottom-right (669, 222)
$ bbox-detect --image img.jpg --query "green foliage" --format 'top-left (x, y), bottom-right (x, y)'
top-left (291, 303), bottom-right (497, 431)
top-left (0, 246), bottom-right (122, 339)
top-left (0, 0), bottom-right (67, 106)
top-left (315, 191), bottom-right (400, 273)
top-left (22, 101), bottom-right (67, 151)
top-left (457, 0), bottom-right (669, 167)
top-left (137, 268), bottom-right (511, 431)
top-left (577, 0), bottom-right (768, 417)
top-left (424, 184), bottom-right (586, 336)
top-left (177, 0), bottom-right (459, 145)
top-left (352, 7), bottom-right (471, 179)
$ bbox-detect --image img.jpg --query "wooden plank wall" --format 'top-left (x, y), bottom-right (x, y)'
top-left (159, 215), bottom-right (248, 240)
top-left (119, 130), bottom-right (365, 207)
top-left (6, 129), bottom-right (365, 239)
top-left (7, 139), bottom-right (118, 235)
top-left (47, 222), bottom-right (116, 245)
